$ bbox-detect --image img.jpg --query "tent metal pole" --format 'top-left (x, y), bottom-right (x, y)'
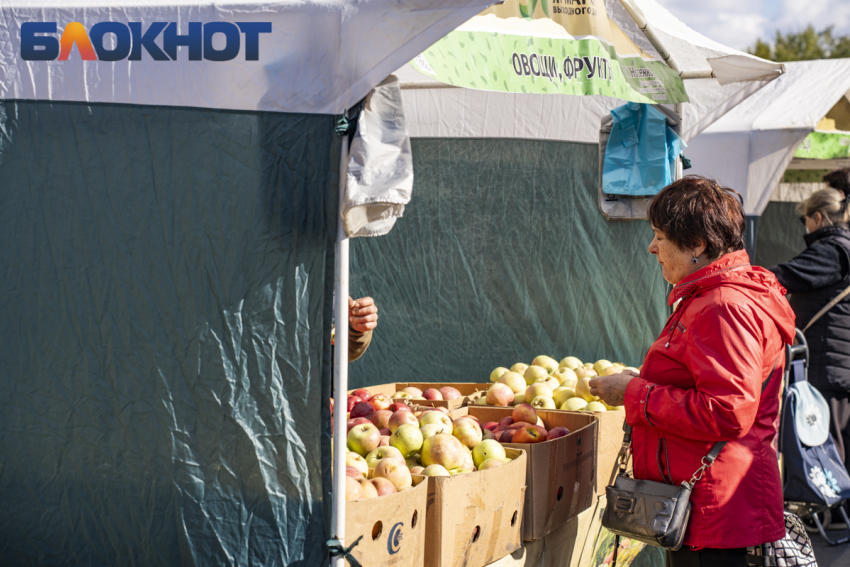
top-left (675, 102), bottom-right (684, 180)
top-left (330, 135), bottom-right (351, 567)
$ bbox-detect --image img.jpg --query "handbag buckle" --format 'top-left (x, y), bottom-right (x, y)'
top-left (688, 456), bottom-right (714, 487)
top-left (616, 442), bottom-right (632, 472)
top-left (614, 495), bottom-right (636, 513)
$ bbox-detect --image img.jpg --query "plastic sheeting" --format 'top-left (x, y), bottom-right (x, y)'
top-left (754, 202), bottom-right (806, 269)
top-left (0, 101), bottom-right (339, 565)
top-left (349, 139), bottom-right (669, 388)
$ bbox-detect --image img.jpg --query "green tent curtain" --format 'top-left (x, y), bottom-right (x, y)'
top-left (350, 139), bottom-right (669, 387)
top-left (754, 201), bottom-right (806, 269)
top-left (0, 101), bottom-right (338, 566)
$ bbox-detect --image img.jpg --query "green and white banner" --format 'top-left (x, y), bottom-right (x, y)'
top-left (795, 131), bottom-right (850, 160)
top-left (410, 0), bottom-right (688, 104)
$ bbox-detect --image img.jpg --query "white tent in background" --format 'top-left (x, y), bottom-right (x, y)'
top-left (687, 59), bottom-right (850, 216)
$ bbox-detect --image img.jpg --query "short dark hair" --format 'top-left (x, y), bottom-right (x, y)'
top-left (823, 168), bottom-right (850, 195)
top-left (647, 175), bottom-right (745, 260)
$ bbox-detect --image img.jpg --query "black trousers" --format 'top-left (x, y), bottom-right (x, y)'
top-left (666, 546), bottom-right (748, 567)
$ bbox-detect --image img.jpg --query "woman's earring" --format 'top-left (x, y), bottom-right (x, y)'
top-left (692, 256), bottom-right (699, 264)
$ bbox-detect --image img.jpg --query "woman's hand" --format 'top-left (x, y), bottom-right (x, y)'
top-left (349, 296), bottom-right (378, 333)
top-left (588, 369), bottom-right (639, 407)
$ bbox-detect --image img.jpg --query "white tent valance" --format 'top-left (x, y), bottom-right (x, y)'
top-left (0, 0), bottom-right (497, 114)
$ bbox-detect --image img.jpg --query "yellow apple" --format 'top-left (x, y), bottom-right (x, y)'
top-left (490, 367), bottom-right (509, 383)
top-left (553, 387), bottom-right (577, 407)
top-left (593, 359), bottom-right (613, 375)
top-left (560, 398), bottom-right (588, 411)
top-left (575, 377), bottom-right (599, 403)
top-left (511, 362), bottom-right (529, 375)
top-left (524, 365), bottom-right (549, 385)
top-left (559, 356), bottom-right (582, 370)
top-left (584, 401), bottom-right (608, 412)
top-left (531, 355), bottom-right (559, 374)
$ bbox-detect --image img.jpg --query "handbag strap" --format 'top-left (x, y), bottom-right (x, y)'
top-left (617, 354), bottom-right (781, 488)
top-left (802, 281), bottom-right (850, 333)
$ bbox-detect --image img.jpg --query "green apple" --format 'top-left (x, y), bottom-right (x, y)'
top-left (390, 424), bottom-right (424, 458)
top-left (472, 439), bottom-right (507, 468)
top-left (524, 365), bottom-right (549, 386)
top-left (559, 356), bottom-right (582, 370)
top-left (511, 394), bottom-right (526, 406)
top-left (531, 355), bottom-right (559, 374)
top-left (560, 398), bottom-right (588, 411)
top-left (553, 387), bottom-right (577, 407)
top-left (490, 367), bottom-right (509, 383)
top-left (531, 395), bottom-right (556, 409)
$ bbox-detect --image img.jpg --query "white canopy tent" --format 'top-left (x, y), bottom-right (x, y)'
top-left (397, 0), bottom-right (784, 146)
top-left (687, 59), bottom-right (850, 217)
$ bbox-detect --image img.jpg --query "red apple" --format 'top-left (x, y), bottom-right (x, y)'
top-left (483, 421), bottom-right (500, 432)
top-left (369, 393), bottom-right (392, 411)
top-left (350, 402), bottom-right (375, 419)
top-left (439, 386), bottom-right (462, 401)
top-left (420, 433), bottom-right (465, 470)
top-left (499, 429), bottom-right (516, 443)
top-left (347, 417), bottom-right (371, 432)
top-left (346, 466), bottom-right (364, 479)
top-left (346, 395), bottom-right (362, 412)
top-left (482, 429), bottom-right (496, 441)
top-left (547, 427), bottom-right (570, 440)
top-left (346, 476), bottom-right (364, 501)
top-left (370, 477), bottom-right (397, 496)
top-left (379, 427), bottom-right (391, 436)
top-left (351, 388), bottom-right (371, 401)
top-left (374, 458), bottom-right (413, 490)
top-left (512, 403), bottom-right (538, 426)
top-left (388, 402), bottom-right (410, 413)
top-left (486, 383), bottom-right (514, 407)
top-left (388, 410), bottom-right (419, 432)
top-left (370, 409), bottom-right (392, 430)
top-left (379, 435), bottom-right (390, 447)
top-left (498, 417), bottom-right (514, 427)
top-left (512, 425), bottom-right (548, 444)
top-left (422, 388), bottom-right (443, 401)
top-left (452, 418), bottom-right (483, 449)
top-left (508, 421), bottom-right (531, 430)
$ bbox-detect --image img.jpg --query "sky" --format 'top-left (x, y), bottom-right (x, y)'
top-left (654, 0), bottom-right (850, 52)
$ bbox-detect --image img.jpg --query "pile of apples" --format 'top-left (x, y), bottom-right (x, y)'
top-left (392, 385), bottom-right (463, 403)
top-left (340, 392), bottom-right (513, 502)
top-left (479, 355), bottom-right (637, 412)
top-left (345, 386), bottom-right (463, 418)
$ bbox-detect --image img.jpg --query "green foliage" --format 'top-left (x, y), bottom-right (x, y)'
top-left (748, 25), bottom-right (850, 61)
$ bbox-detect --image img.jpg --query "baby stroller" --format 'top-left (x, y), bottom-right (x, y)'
top-left (781, 329), bottom-right (850, 545)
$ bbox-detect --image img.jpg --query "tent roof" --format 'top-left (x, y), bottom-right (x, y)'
top-left (396, 0), bottom-right (783, 144)
top-left (0, 0), bottom-right (496, 114)
top-left (686, 59), bottom-right (850, 215)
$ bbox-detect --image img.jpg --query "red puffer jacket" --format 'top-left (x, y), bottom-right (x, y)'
top-left (624, 250), bottom-right (796, 549)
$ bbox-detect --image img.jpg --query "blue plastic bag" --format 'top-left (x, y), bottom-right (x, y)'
top-left (602, 102), bottom-right (686, 196)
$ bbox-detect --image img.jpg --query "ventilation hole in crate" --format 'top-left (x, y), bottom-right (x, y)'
top-left (472, 525), bottom-right (481, 543)
top-left (511, 511), bottom-right (518, 526)
top-left (412, 510), bottom-right (418, 528)
top-left (372, 521), bottom-right (383, 540)
top-left (557, 486), bottom-right (564, 501)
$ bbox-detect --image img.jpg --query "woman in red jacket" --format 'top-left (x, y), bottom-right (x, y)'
top-left (590, 176), bottom-right (796, 567)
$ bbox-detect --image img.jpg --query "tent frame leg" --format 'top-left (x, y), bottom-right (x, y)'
top-left (330, 134), bottom-right (351, 567)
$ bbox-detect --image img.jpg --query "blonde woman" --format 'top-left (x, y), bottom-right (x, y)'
top-left (769, 188), bottom-right (850, 474)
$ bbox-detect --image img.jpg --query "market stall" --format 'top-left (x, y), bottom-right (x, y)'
top-left (0, 2), bottom-right (496, 565)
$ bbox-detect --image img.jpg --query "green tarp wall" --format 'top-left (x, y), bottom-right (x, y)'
top-left (754, 202), bottom-right (806, 268)
top-left (350, 139), bottom-right (669, 387)
top-left (0, 101), bottom-right (338, 566)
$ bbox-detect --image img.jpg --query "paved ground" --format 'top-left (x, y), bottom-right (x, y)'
top-left (810, 531), bottom-right (850, 565)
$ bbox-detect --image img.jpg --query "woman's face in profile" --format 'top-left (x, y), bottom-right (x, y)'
top-left (648, 226), bottom-right (698, 285)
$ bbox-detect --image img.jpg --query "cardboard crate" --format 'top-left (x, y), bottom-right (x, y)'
top-left (349, 382), bottom-right (491, 411)
top-left (417, 447), bottom-right (527, 567)
top-left (454, 406), bottom-right (597, 542)
top-left (554, 409), bottom-right (626, 496)
top-left (345, 478), bottom-right (428, 567)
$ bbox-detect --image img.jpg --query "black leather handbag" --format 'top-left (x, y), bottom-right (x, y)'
top-left (601, 357), bottom-right (778, 561)
top-left (600, 422), bottom-right (719, 551)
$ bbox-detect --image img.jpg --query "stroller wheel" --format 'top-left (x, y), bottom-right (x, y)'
top-left (800, 507), bottom-right (832, 533)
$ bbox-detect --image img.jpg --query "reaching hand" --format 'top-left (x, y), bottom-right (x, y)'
top-left (588, 369), bottom-right (638, 407)
top-left (349, 296), bottom-right (378, 333)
